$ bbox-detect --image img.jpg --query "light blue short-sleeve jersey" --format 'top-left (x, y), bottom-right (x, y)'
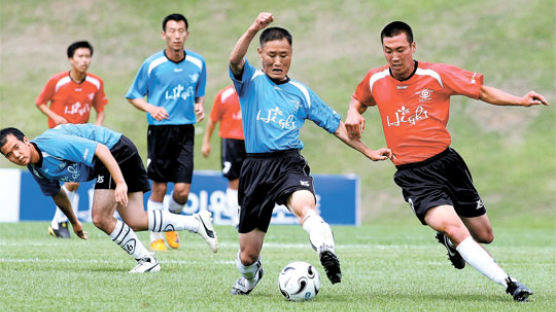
top-left (229, 59), bottom-right (341, 153)
top-left (126, 50), bottom-right (207, 125)
top-left (28, 124), bottom-right (122, 196)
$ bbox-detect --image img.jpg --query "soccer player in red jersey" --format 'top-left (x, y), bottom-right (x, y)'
top-left (35, 41), bottom-right (108, 239)
top-left (345, 21), bottom-right (548, 302)
top-left (202, 85), bottom-right (245, 227)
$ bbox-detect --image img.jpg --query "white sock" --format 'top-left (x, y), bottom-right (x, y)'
top-left (148, 210), bottom-right (199, 233)
top-left (110, 220), bottom-right (150, 261)
top-left (302, 209), bottom-right (335, 252)
top-left (236, 251), bottom-right (261, 282)
top-left (51, 185), bottom-right (71, 227)
top-left (226, 188), bottom-right (239, 226)
top-left (168, 193), bottom-right (185, 214)
top-left (148, 199), bottom-right (165, 241)
top-left (456, 236), bottom-right (509, 287)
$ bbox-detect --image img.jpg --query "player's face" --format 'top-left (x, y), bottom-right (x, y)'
top-left (382, 32), bottom-right (416, 80)
top-left (257, 39), bottom-right (292, 81)
top-left (0, 135), bottom-right (33, 166)
top-left (69, 48), bottom-right (92, 74)
top-left (162, 20), bottom-right (189, 52)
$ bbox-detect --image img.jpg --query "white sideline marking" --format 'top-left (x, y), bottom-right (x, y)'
top-left (0, 257), bottom-right (235, 265)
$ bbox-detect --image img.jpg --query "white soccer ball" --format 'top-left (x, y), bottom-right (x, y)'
top-left (278, 261), bottom-right (320, 301)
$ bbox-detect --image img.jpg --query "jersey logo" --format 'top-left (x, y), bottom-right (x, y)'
top-left (165, 84), bottom-right (194, 101)
top-left (386, 105), bottom-right (429, 127)
top-left (299, 180), bottom-right (310, 187)
top-left (174, 68), bottom-right (183, 72)
top-left (64, 101), bottom-right (91, 116)
top-left (256, 106), bottom-right (295, 129)
top-left (97, 175), bottom-right (104, 184)
top-left (415, 88), bottom-right (434, 102)
top-left (189, 73), bottom-right (199, 83)
top-left (476, 199), bottom-right (484, 210)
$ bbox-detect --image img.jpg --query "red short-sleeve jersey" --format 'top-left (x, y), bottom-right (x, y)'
top-left (353, 61), bottom-right (483, 166)
top-left (209, 85), bottom-right (244, 140)
top-left (36, 71), bottom-right (108, 128)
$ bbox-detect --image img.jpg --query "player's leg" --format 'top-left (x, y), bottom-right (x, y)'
top-left (222, 138), bottom-right (244, 227)
top-left (287, 189), bottom-right (341, 284)
top-left (231, 230), bottom-right (265, 295)
top-left (226, 178), bottom-right (240, 227)
top-left (91, 189), bottom-right (159, 273)
top-left (461, 214), bottom-right (494, 244)
top-left (425, 205), bottom-right (532, 301)
top-left (148, 181), bottom-right (168, 251)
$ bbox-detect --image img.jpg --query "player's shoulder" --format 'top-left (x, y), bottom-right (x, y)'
top-left (85, 73), bottom-right (104, 89)
top-left (143, 50), bottom-right (167, 65)
top-left (419, 61), bottom-right (463, 73)
top-left (219, 85), bottom-right (237, 102)
top-left (46, 71), bottom-right (70, 83)
top-left (365, 64), bottom-right (390, 77)
top-left (185, 49), bottom-right (205, 61)
top-left (185, 50), bottom-right (206, 70)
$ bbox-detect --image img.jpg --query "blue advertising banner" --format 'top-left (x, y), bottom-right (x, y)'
top-left (17, 170), bottom-right (360, 225)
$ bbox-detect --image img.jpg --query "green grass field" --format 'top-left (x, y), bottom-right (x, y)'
top-left (0, 222), bottom-right (554, 311)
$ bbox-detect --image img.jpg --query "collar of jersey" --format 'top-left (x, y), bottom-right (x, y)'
top-left (163, 50), bottom-right (186, 64)
top-left (389, 60), bottom-right (418, 82)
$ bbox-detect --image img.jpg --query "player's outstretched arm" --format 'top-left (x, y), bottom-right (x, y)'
top-left (202, 119), bottom-right (217, 158)
top-left (127, 98), bottom-right (169, 121)
top-left (334, 121), bottom-right (392, 161)
top-left (479, 85), bottom-right (549, 107)
top-left (94, 143), bottom-right (128, 207)
top-left (345, 98), bottom-right (369, 140)
top-left (52, 189), bottom-right (88, 239)
top-left (229, 12), bottom-right (274, 77)
top-left (37, 103), bottom-right (68, 125)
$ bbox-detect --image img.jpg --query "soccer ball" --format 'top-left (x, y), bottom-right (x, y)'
top-left (278, 261), bottom-right (320, 301)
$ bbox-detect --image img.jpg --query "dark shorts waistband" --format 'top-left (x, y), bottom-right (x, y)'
top-left (246, 149), bottom-right (300, 159)
top-left (395, 148), bottom-right (451, 170)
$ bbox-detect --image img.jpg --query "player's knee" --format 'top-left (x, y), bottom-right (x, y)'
top-left (441, 223), bottom-right (468, 244)
top-left (475, 231), bottom-right (494, 244)
top-left (91, 213), bottom-right (110, 231)
top-left (239, 250), bottom-right (259, 265)
top-left (172, 191), bottom-right (189, 204)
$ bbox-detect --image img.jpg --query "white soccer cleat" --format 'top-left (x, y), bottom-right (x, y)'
top-left (231, 263), bottom-right (264, 295)
top-left (195, 210), bottom-right (218, 253)
top-left (129, 256), bottom-right (160, 273)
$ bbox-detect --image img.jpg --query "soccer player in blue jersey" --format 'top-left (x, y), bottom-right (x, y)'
top-left (0, 124), bottom-right (217, 273)
top-left (228, 12), bottom-right (392, 295)
top-left (126, 13), bottom-right (208, 252)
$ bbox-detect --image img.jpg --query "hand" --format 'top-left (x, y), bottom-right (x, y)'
top-left (250, 12), bottom-right (273, 31)
top-left (52, 114), bottom-right (68, 125)
top-left (194, 103), bottom-right (205, 122)
top-left (345, 108), bottom-right (365, 139)
top-left (114, 182), bottom-right (128, 207)
top-left (201, 142), bottom-right (211, 158)
top-left (368, 148), bottom-right (393, 161)
top-left (148, 105), bottom-right (169, 121)
top-left (72, 221), bottom-right (88, 240)
top-left (521, 91), bottom-right (549, 106)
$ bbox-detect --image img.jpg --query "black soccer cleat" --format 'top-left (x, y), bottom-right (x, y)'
top-left (505, 277), bottom-right (533, 302)
top-left (435, 232), bottom-right (465, 269)
top-left (48, 221), bottom-right (71, 238)
top-left (319, 248), bottom-right (341, 284)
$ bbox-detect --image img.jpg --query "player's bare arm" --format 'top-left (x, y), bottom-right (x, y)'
top-left (202, 119), bottom-right (217, 158)
top-left (479, 85), bottom-right (549, 107)
top-left (345, 98), bottom-right (370, 140)
top-left (94, 110), bottom-right (105, 126)
top-left (52, 189), bottom-right (88, 239)
top-left (230, 12), bottom-right (274, 76)
top-left (334, 121), bottom-right (392, 161)
top-left (195, 96), bottom-right (205, 122)
top-left (94, 143), bottom-right (129, 207)
top-left (127, 98), bottom-right (169, 121)
top-left (37, 103), bottom-right (68, 125)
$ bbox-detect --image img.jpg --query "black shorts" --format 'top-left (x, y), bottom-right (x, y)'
top-left (94, 135), bottom-right (151, 193)
top-left (238, 150), bottom-right (315, 234)
top-left (147, 124), bottom-right (194, 183)
top-left (393, 148), bottom-right (486, 225)
top-left (221, 138), bottom-right (246, 180)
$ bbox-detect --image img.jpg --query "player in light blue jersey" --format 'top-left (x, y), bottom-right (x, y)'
top-left (126, 13), bottom-right (207, 251)
top-left (228, 12), bottom-right (392, 295)
top-left (1, 125), bottom-right (218, 273)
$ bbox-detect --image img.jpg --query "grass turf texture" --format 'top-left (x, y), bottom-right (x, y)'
top-left (0, 222), bottom-right (554, 311)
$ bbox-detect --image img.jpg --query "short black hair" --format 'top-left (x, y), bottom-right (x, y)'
top-left (259, 27), bottom-right (292, 47)
top-left (381, 21), bottom-right (414, 44)
top-left (0, 127), bottom-right (25, 154)
top-left (67, 41), bottom-right (93, 58)
top-left (163, 13), bottom-right (188, 31)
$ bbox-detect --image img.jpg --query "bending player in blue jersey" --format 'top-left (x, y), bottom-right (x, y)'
top-left (0, 124), bottom-right (217, 273)
top-left (228, 12), bottom-right (392, 295)
top-left (126, 13), bottom-right (208, 252)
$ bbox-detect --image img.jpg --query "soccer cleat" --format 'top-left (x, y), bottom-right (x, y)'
top-left (195, 210), bottom-right (218, 253)
top-left (231, 263), bottom-right (264, 295)
top-left (150, 238), bottom-right (167, 252)
top-left (165, 231), bottom-right (180, 249)
top-left (435, 232), bottom-right (465, 269)
top-left (48, 222), bottom-right (71, 238)
top-left (319, 247), bottom-right (342, 284)
top-left (505, 277), bottom-right (533, 302)
top-left (129, 256), bottom-right (161, 273)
